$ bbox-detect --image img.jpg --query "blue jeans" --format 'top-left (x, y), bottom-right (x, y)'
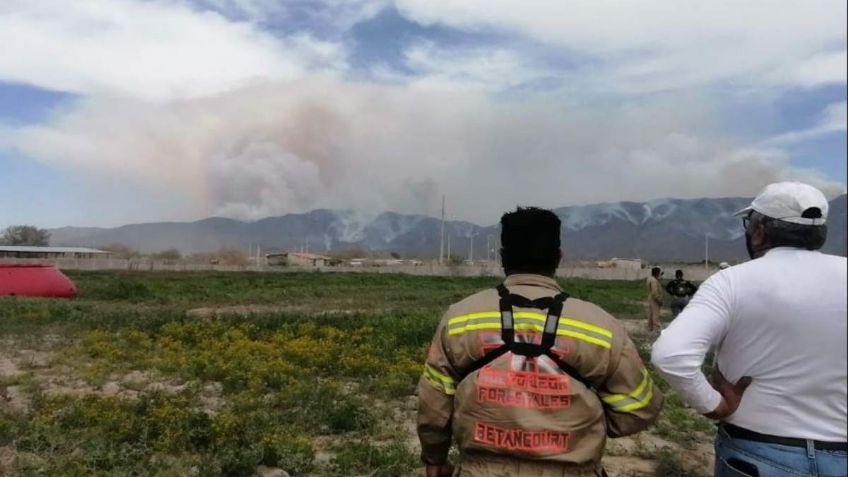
top-left (715, 427), bottom-right (847, 477)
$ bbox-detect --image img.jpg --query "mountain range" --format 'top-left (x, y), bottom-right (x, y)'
top-left (49, 195), bottom-right (847, 261)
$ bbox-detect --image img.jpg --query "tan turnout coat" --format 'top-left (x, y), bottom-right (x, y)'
top-left (417, 274), bottom-right (663, 471)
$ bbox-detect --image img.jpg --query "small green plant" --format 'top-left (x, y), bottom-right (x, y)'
top-left (655, 448), bottom-right (708, 477)
top-left (1, 270), bottom-right (706, 475)
top-left (329, 441), bottom-right (418, 477)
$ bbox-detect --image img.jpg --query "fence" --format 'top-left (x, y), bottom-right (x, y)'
top-left (0, 258), bottom-right (717, 281)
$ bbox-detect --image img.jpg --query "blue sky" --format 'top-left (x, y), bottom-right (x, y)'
top-left (0, 0), bottom-right (845, 228)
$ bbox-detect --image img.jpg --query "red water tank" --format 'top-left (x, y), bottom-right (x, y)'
top-left (0, 264), bottom-right (78, 298)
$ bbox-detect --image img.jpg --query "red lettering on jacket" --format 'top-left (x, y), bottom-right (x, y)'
top-left (472, 422), bottom-right (569, 452)
top-left (476, 386), bottom-right (571, 409)
top-left (477, 367), bottom-right (571, 395)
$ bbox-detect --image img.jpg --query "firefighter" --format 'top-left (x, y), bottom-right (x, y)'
top-left (664, 270), bottom-right (697, 318)
top-left (417, 207), bottom-right (663, 477)
top-left (645, 267), bottom-right (663, 332)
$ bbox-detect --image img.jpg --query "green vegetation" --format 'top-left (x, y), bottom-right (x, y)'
top-left (0, 225), bottom-right (50, 246)
top-left (0, 271), bottom-right (706, 476)
top-left (655, 448), bottom-right (710, 477)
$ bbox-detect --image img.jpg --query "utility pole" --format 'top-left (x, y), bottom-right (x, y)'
top-left (447, 234), bottom-right (451, 261)
top-left (439, 195), bottom-right (445, 265)
top-left (705, 233), bottom-right (709, 272)
top-left (469, 232), bottom-right (474, 262)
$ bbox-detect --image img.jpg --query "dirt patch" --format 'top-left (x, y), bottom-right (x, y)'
top-left (0, 446), bottom-right (16, 475)
top-left (603, 456), bottom-right (655, 476)
top-left (0, 386), bottom-right (28, 413)
top-left (0, 356), bottom-right (20, 379)
top-left (15, 350), bottom-right (51, 369)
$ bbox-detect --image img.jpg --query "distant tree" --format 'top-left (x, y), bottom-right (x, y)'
top-left (389, 252), bottom-right (401, 259)
top-left (328, 246), bottom-right (370, 260)
top-left (447, 254), bottom-right (464, 266)
top-left (0, 225), bottom-right (50, 246)
top-left (186, 248), bottom-right (248, 265)
top-left (217, 248), bottom-right (249, 266)
top-left (101, 243), bottom-right (140, 259)
top-left (151, 248), bottom-right (182, 261)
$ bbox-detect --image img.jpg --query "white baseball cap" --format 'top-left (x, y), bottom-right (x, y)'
top-left (734, 182), bottom-right (828, 225)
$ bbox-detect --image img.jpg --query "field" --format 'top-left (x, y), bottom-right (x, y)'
top-left (1, 271), bottom-right (715, 476)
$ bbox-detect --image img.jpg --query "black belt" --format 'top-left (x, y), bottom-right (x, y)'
top-left (721, 423), bottom-right (848, 452)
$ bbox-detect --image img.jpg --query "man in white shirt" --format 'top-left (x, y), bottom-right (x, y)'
top-left (652, 182), bottom-right (847, 477)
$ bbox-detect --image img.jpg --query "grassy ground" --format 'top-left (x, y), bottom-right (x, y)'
top-left (0, 271), bottom-right (712, 476)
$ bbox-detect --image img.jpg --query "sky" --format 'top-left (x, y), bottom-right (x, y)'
top-left (0, 0), bottom-right (846, 228)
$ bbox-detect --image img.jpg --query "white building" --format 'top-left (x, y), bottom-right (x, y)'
top-left (0, 246), bottom-right (110, 260)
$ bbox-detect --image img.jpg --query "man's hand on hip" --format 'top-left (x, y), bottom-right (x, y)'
top-left (425, 463), bottom-right (455, 477)
top-left (704, 368), bottom-right (752, 420)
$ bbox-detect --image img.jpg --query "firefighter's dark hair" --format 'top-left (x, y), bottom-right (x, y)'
top-left (500, 207), bottom-right (561, 276)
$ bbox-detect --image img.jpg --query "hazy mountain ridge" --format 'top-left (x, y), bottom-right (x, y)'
top-left (49, 195), bottom-right (847, 261)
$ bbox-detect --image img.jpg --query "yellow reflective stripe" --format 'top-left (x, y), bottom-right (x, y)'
top-left (424, 364), bottom-right (455, 384)
top-left (617, 389), bottom-right (653, 412)
top-left (603, 394), bottom-right (628, 404)
top-left (422, 365), bottom-right (456, 396)
top-left (559, 318), bottom-right (612, 338)
top-left (423, 373), bottom-right (456, 395)
top-left (556, 329), bottom-right (611, 349)
top-left (602, 369), bottom-right (650, 402)
top-left (449, 323), bottom-right (611, 349)
top-left (448, 323), bottom-right (501, 335)
top-left (448, 311), bottom-right (500, 325)
top-left (514, 311), bottom-right (546, 320)
top-left (631, 369), bottom-right (651, 398)
top-left (448, 311), bottom-right (612, 340)
top-left (603, 370), bottom-right (653, 410)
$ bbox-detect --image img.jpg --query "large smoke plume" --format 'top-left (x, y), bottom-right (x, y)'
top-left (6, 77), bottom-right (845, 224)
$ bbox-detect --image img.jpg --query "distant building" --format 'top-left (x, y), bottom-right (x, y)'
top-left (265, 252), bottom-right (331, 267)
top-left (0, 246), bottom-right (111, 260)
top-left (596, 258), bottom-right (642, 270)
top-left (611, 258), bottom-right (642, 270)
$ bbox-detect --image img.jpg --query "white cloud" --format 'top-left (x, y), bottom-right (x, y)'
top-left (4, 78), bottom-right (843, 225)
top-left (762, 101), bottom-right (847, 146)
top-left (0, 0), bottom-right (346, 101)
top-left (396, 41), bottom-right (555, 92)
top-left (189, 0), bottom-right (387, 33)
top-left (394, 0), bottom-right (847, 92)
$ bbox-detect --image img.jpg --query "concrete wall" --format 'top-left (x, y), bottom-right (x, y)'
top-left (0, 258), bottom-right (719, 281)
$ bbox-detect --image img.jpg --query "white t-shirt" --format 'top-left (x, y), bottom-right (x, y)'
top-left (652, 247), bottom-right (847, 441)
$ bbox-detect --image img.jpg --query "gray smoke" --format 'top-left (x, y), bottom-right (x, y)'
top-left (6, 77), bottom-right (845, 224)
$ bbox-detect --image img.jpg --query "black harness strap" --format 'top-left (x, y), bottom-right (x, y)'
top-left (460, 284), bottom-right (594, 391)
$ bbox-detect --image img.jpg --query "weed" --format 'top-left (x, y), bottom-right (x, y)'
top-left (0, 271), bottom-right (688, 476)
top-left (655, 448), bottom-right (708, 477)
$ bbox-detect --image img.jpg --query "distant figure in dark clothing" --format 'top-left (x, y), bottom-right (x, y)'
top-left (666, 270), bottom-right (698, 318)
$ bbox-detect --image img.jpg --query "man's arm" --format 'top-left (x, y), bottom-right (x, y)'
top-left (598, 331), bottom-right (664, 437)
top-left (417, 319), bottom-right (457, 466)
top-left (665, 280), bottom-right (675, 295)
top-left (651, 274), bottom-right (733, 414)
